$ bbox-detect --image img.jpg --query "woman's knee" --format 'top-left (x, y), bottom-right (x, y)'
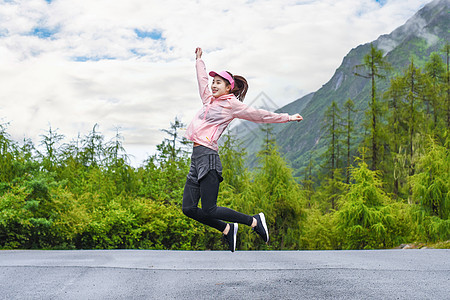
top-left (202, 205), bottom-right (218, 218)
top-left (182, 205), bottom-right (195, 218)
top-left (182, 180), bottom-right (200, 215)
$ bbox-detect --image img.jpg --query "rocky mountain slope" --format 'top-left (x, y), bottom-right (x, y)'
top-left (230, 0), bottom-right (449, 177)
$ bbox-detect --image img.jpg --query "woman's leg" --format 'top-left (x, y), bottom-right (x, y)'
top-left (199, 170), bottom-right (253, 226)
top-left (182, 177), bottom-right (227, 232)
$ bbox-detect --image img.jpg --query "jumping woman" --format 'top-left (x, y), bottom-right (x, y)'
top-left (182, 47), bottom-right (303, 252)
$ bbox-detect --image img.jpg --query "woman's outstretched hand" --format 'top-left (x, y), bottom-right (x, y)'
top-left (289, 114), bottom-right (303, 122)
top-left (195, 47), bottom-right (202, 59)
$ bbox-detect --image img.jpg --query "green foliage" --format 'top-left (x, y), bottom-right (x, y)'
top-left (138, 155), bottom-right (189, 206)
top-left (245, 137), bottom-right (305, 249)
top-left (313, 169), bottom-right (346, 212)
top-left (409, 135), bottom-right (450, 242)
top-left (335, 160), bottom-right (412, 249)
top-left (299, 208), bottom-right (336, 250)
top-left (0, 179), bottom-right (87, 249)
top-left (343, 98), bottom-right (356, 184)
top-left (0, 186), bottom-right (32, 249)
top-left (322, 101), bottom-right (342, 176)
top-left (1, 49), bottom-right (449, 250)
top-left (354, 44), bottom-right (392, 171)
top-left (410, 136), bottom-right (449, 219)
top-left (219, 133), bottom-right (250, 194)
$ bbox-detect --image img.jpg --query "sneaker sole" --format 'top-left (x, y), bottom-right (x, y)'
top-left (233, 223), bottom-right (238, 252)
top-left (259, 213), bottom-right (269, 243)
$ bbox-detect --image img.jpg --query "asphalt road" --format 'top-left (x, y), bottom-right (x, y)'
top-left (0, 249), bottom-right (449, 300)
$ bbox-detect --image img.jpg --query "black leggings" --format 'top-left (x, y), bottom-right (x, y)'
top-left (182, 170), bottom-right (253, 232)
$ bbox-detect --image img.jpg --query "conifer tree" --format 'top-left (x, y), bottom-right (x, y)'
top-left (424, 52), bottom-right (446, 130)
top-left (444, 43), bottom-right (450, 129)
top-left (320, 101), bottom-right (344, 210)
top-left (104, 128), bottom-right (128, 166)
top-left (322, 100), bottom-right (342, 179)
top-left (343, 98), bottom-right (356, 184)
top-left (301, 156), bottom-right (315, 207)
top-left (336, 160), bottom-right (411, 249)
top-left (219, 132), bottom-right (249, 194)
top-left (0, 123), bottom-right (16, 183)
top-left (401, 59), bottom-right (426, 182)
top-left (260, 123), bottom-right (275, 156)
top-left (410, 135), bottom-right (450, 243)
top-left (384, 59), bottom-right (427, 201)
top-left (354, 44), bottom-right (391, 170)
top-left (160, 116), bottom-right (188, 161)
top-left (81, 124), bottom-right (104, 167)
top-left (410, 136), bottom-right (449, 220)
top-left (39, 126), bottom-right (64, 172)
top-left (384, 76), bottom-right (405, 197)
top-left (140, 118), bottom-right (189, 205)
top-left (103, 128), bottom-right (137, 195)
top-left (249, 138), bottom-right (304, 249)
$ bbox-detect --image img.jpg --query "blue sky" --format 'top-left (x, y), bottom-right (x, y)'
top-left (135, 29), bottom-right (164, 40)
top-left (31, 26), bottom-right (58, 39)
top-left (0, 0), bottom-right (430, 165)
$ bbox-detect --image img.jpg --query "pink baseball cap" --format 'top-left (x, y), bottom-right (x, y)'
top-left (209, 71), bottom-right (234, 90)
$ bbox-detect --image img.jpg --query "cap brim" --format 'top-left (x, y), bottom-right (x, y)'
top-left (208, 70), bottom-right (234, 90)
top-left (209, 71), bottom-right (219, 77)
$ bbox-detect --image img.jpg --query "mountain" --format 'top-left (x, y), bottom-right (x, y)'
top-left (229, 0), bottom-right (449, 177)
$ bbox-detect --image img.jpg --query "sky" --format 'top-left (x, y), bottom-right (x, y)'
top-left (0, 0), bottom-right (430, 166)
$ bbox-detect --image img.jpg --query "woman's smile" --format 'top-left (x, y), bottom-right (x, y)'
top-left (211, 76), bottom-right (231, 98)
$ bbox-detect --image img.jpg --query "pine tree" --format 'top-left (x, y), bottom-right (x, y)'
top-left (103, 128), bottom-right (137, 195)
top-left (80, 124), bottom-right (104, 167)
top-left (384, 59), bottom-right (427, 201)
top-left (219, 132), bottom-right (249, 194)
top-left (343, 98), bottom-right (356, 184)
top-left (401, 59), bottom-right (426, 184)
top-left (354, 44), bottom-right (391, 170)
top-left (104, 128), bottom-right (128, 166)
top-left (384, 76), bottom-right (405, 197)
top-left (301, 155), bottom-right (315, 208)
top-left (39, 126), bottom-right (64, 172)
top-left (322, 101), bottom-right (342, 179)
top-left (320, 101), bottom-right (343, 210)
top-left (140, 118), bottom-right (189, 205)
top-left (410, 136), bottom-right (449, 220)
top-left (424, 52), bottom-right (446, 130)
top-left (444, 43), bottom-right (450, 129)
top-left (260, 123), bottom-right (276, 156)
top-left (160, 116), bottom-right (189, 161)
top-left (410, 135), bottom-right (450, 242)
top-left (249, 139), bottom-right (304, 249)
top-left (336, 160), bottom-right (411, 249)
top-left (0, 123), bottom-right (16, 183)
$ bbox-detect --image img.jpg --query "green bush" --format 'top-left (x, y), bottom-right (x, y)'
top-left (336, 161), bottom-right (413, 249)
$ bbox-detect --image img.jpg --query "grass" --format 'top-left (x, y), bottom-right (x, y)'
top-left (427, 240), bottom-right (450, 249)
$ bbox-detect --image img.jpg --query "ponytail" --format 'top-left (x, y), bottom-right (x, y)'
top-left (226, 72), bottom-right (248, 102)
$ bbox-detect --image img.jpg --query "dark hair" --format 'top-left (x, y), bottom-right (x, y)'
top-left (225, 71), bottom-right (248, 102)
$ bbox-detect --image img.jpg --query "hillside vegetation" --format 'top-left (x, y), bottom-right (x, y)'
top-left (1, 44), bottom-right (448, 250)
top-left (1, 0), bottom-right (449, 250)
top-left (233, 0), bottom-right (449, 177)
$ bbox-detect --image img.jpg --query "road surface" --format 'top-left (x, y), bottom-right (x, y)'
top-left (0, 249), bottom-right (448, 299)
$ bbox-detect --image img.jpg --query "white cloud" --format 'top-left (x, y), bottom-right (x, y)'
top-left (0, 0), bottom-right (429, 165)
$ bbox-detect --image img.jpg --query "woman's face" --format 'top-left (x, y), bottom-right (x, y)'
top-left (211, 76), bottom-right (231, 98)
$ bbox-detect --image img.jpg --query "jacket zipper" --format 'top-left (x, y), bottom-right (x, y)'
top-left (203, 101), bottom-right (218, 143)
top-left (203, 102), bottom-right (211, 121)
top-left (210, 127), bottom-right (218, 142)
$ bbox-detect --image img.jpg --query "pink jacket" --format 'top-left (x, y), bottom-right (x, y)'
top-left (185, 58), bottom-right (290, 151)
